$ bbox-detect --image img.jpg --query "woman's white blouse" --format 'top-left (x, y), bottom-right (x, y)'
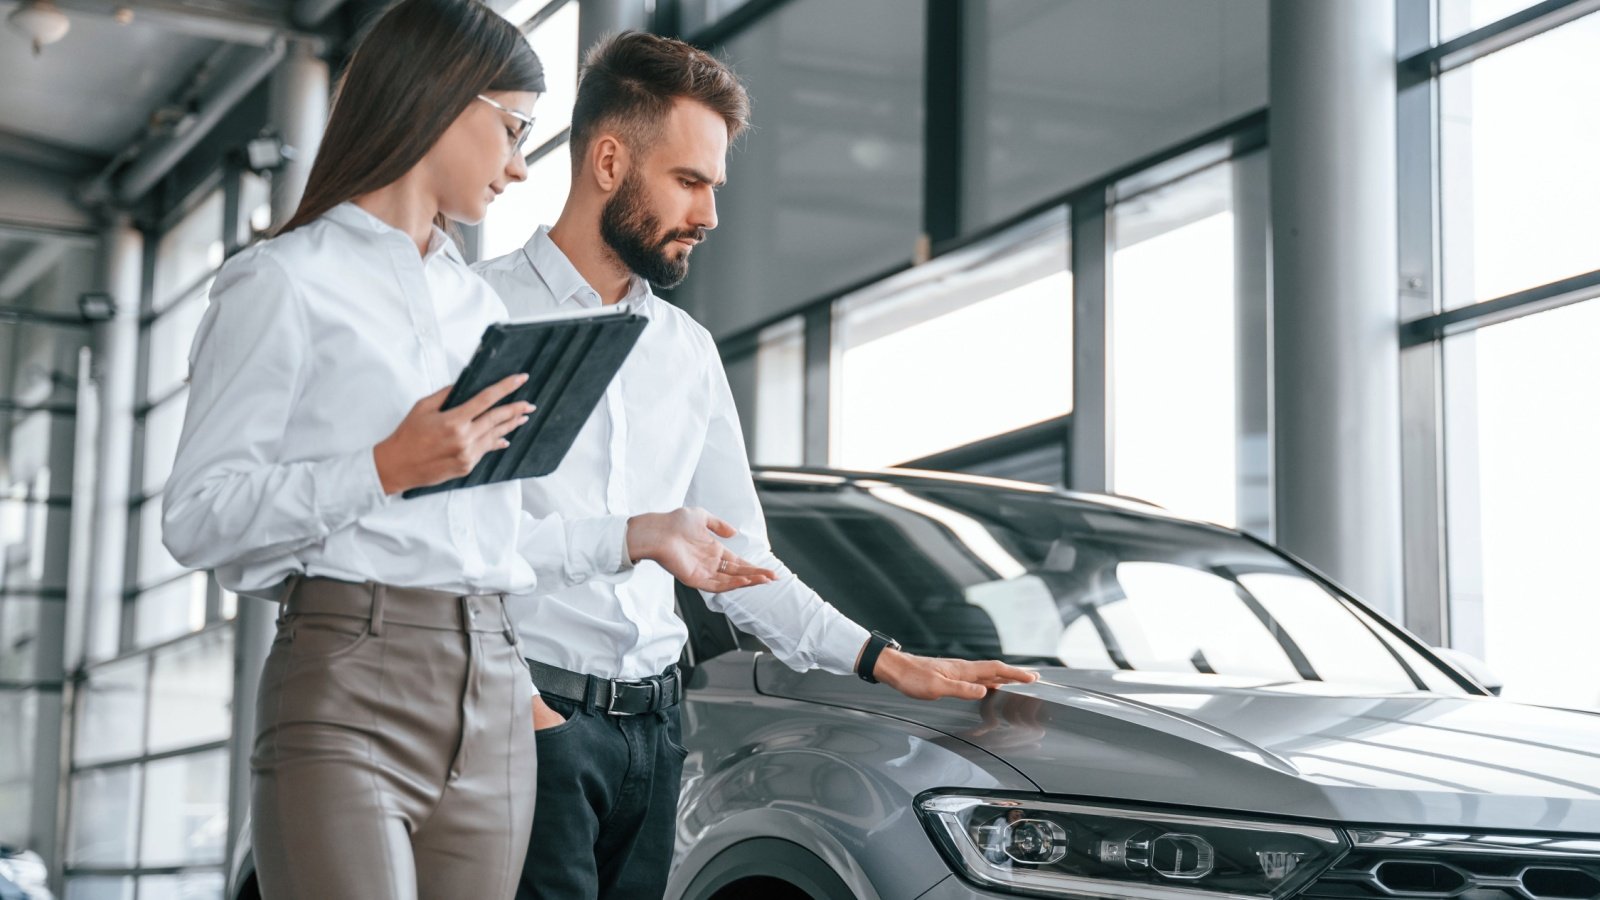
top-left (161, 202), bottom-right (628, 598)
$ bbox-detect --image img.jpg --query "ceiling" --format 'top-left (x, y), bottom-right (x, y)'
top-left (0, 0), bottom-right (318, 191)
top-left (0, 9), bottom-right (234, 164)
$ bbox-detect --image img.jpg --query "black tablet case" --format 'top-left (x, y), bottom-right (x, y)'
top-left (403, 309), bottom-right (648, 499)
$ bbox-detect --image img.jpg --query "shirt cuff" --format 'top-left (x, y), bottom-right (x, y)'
top-left (311, 446), bottom-right (392, 536)
top-left (566, 514), bottom-right (632, 581)
top-left (817, 614), bottom-right (873, 676)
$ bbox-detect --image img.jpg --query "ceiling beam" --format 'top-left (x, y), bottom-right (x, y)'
top-left (18, 0), bottom-right (298, 46)
top-left (291, 0), bottom-right (348, 27)
top-left (0, 128), bottom-right (105, 176)
top-left (112, 39), bottom-right (287, 204)
top-left (0, 238), bottom-right (70, 303)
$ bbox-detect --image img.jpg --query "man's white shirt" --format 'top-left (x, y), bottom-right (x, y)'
top-left (475, 226), bottom-right (869, 679)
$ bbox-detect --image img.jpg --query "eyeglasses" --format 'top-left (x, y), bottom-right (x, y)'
top-left (476, 94), bottom-right (536, 158)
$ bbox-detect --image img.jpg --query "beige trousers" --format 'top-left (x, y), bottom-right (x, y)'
top-left (251, 577), bottom-right (536, 900)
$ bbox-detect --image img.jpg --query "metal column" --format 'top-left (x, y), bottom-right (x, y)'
top-left (85, 216), bottom-right (140, 663)
top-left (225, 40), bottom-right (330, 873)
top-left (267, 39), bottom-right (330, 230)
top-left (1269, 0), bottom-right (1405, 616)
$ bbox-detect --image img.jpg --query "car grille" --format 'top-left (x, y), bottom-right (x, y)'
top-left (1301, 831), bottom-right (1600, 900)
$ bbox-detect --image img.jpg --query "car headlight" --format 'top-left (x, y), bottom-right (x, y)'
top-left (916, 792), bottom-right (1348, 900)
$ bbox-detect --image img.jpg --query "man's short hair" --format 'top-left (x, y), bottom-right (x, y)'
top-left (569, 31), bottom-right (750, 167)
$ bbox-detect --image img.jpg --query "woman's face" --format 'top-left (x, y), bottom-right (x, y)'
top-left (424, 90), bottom-right (538, 225)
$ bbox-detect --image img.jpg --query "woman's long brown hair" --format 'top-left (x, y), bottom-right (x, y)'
top-left (278, 0), bottom-right (544, 234)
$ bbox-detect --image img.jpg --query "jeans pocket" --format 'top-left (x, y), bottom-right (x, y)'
top-left (535, 695), bottom-right (584, 739)
top-left (662, 707), bottom-right (689, 758)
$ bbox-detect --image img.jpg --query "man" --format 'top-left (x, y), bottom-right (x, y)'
top-left (475, 31), bottom-right (1037, 900)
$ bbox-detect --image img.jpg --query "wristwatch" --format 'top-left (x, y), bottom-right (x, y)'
top-left (857, 630), bottom-right (902, 684)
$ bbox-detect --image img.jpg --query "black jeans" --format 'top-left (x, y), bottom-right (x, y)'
top-left (515, 689), bottom-right (688, 900)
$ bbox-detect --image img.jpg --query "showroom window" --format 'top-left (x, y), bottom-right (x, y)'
top-left (752, 317), bottom-right (805, 466)
top-left (1442, 301), bottom-right (1600, 710)
top-left (831, 208), bottom-right (1072, 469)
top-left (65, 629), bottom-right (234, 900)
top-left (1110, 165), bottom-right (1235, 525)
top-left (61, 171), bottom-right (263, 900)
top-left (1437, 8), bottom-right (1600, 308)
top-left (129, 183), bottom-right (249, 653)
top-left (480, 0), bottom-right (579, 262)
top-left (1109, 154), bottom-right (1270, 532)
top-left (671, 0), bottom-right (928, 340)
top-left (0, 229), bottom-right (95, 864)
top-left (961, 0), bottom-right (1267, 231)
top-left (1399, 1), bottom-right (1600, 709)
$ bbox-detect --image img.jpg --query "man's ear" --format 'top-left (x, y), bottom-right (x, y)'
top-left (591, 133), bottom-right (631, 193)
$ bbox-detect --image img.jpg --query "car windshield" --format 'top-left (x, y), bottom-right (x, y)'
top-left (758, 476), bottom-right (1464, 694)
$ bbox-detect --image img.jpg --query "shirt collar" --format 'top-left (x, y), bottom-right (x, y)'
top-left (325, 202), bottom-right (462, 265)
top-left (522, 225), bottom-right (657, 315)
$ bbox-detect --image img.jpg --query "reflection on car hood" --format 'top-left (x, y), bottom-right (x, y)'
top-left (756, 659), bottom-right (1600, 833)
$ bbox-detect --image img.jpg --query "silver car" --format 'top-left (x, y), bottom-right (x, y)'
top-left (230, 468), bottom-right (1600, 900)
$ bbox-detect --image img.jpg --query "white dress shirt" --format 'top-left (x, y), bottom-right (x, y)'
top-left (163, 204), bottom-right (630, 600)
top-left (475, 226), bottom-right (870, 678)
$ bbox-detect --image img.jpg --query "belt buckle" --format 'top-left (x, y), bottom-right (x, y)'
top-left (606, 678), bottom-right (645, 716)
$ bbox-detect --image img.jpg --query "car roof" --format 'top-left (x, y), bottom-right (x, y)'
top-left (749, 465), bottom-right (1237, 534)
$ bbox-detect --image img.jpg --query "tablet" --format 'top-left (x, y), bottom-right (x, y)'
top-left (403, 304), bottom-right (648, 498)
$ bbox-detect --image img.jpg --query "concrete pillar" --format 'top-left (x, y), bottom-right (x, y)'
top-left (225, 40), bottom-right (329, 870)
top-left (85, 216), bottom-right (140, 663)
top-left (267, 39), bottom-right (329, 230)
top-left (1233, 150), bottom-right (1272, 540)
top-left (1269, 1), bottom-right (1404, 616)
top-left (578, 0), bottom-right (649, 55)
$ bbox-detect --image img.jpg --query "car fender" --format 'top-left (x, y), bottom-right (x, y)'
top-left (665, 807), bottom-right (882, 900)
top-left (670, 694), bottom-right (1033, 900)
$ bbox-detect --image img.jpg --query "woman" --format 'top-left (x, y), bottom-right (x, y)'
top-left (161, 2), bottom-right (771, 897)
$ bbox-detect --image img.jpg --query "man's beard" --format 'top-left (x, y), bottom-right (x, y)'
top-left (599, 172), bottom-right (704, 289)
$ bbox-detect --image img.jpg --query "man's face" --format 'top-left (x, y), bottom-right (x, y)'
top-left (600, 98), bottom-right (729, 288)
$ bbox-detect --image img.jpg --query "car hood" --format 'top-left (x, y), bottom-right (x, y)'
top-left (756, 659), bottom-right (1600, 833)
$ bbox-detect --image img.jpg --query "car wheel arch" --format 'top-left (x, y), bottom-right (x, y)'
top-left (678, 838), bottom-right (862, 900)
top-left (667, 807), bottom-right (886, 900)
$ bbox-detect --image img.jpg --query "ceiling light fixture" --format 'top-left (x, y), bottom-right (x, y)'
top-left (8, 0), bottom-right (70, 55)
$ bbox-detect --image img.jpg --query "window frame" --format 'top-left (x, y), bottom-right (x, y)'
top-left (1393, 0), bottom-right (1600, 647)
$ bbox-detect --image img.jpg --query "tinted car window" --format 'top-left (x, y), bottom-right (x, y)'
top-left (758, 478), bottom-right (1463, 694)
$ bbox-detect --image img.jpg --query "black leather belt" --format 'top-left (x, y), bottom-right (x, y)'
top-left (527, 659), bottom-right (682, 716)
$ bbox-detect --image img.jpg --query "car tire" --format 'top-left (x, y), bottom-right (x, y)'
top-left (681, 838), bottom-right (858, 900)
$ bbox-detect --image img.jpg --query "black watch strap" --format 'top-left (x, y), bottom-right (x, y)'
top-left (857, 630), bottom-right (901, 684)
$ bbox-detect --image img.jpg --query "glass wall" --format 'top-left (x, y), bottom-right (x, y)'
top-left (832, 209), bottom-right (1072, 468)
top-left (752, 317), bottom-right (804, 466)
top-left (1437, 9), bottom-right (1600, 308)
top-left (961, 0), bottom-right (1267, 231)
top-left (673, 0), bottom-right (927, 340)
top-left (1110, 163), bottom-right (1242, 527)
top-left (481, 0), bottom-right (580, 261)
top-left (1443, 300), bottom-right (1600, 710)
top-left (60, 172), bottom-right (265, 899)
top-left (702, 0), bottom-right (1274, 492)
top-left (0, 228), bottom-right (95, 864)
top-left (65, 633), bottom-right (234, 897)
top-left (1401, 2), bottom-right (1600, 709)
